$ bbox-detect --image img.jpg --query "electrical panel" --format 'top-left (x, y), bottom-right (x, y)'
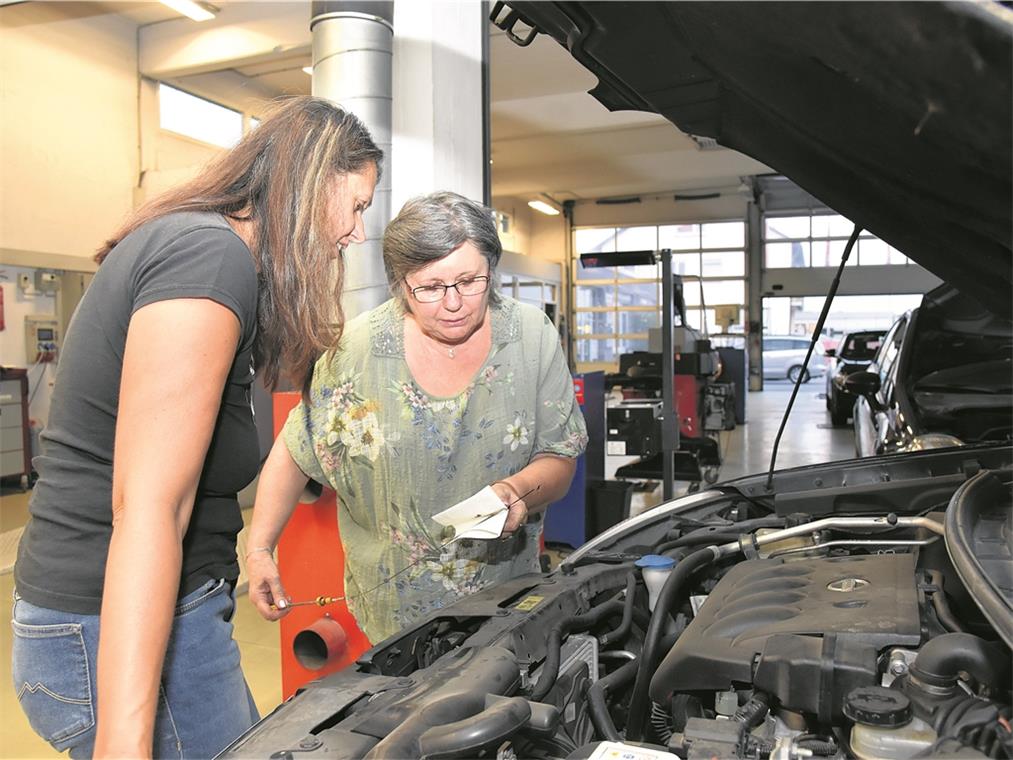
top-left (24, 315), bottom-right (59, 364)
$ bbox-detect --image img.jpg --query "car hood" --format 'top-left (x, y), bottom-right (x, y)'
top-left (498, 2), bottom-right (1012, 316)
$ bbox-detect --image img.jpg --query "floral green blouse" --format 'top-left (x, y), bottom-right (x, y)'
top-left (283, 296), bottom-right (588, 643)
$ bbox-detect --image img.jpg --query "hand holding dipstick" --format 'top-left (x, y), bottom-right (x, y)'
top-left (270, 595), bottom-right (342, 611)
top-left (274, 485), bottom-right (541, 610)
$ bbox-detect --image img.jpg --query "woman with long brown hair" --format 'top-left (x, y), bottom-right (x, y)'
top-left (11, 96), bottom-right (382, 758)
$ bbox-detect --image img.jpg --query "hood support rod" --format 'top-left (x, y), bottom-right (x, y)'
top-left (765, 225), bottom-right (862, 490)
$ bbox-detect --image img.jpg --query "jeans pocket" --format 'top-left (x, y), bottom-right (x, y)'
top-left (174, 577), bottom-right (227, 618)
top-left (11, 619), bottom-right (95, 751)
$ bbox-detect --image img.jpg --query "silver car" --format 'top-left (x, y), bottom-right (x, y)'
top-left (762, 335), bottom-right (825, 382)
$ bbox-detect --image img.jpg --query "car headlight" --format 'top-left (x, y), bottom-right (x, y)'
top-left (903, 433), bottom-right (965, 451)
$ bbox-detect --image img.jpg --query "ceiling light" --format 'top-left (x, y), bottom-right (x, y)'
top-left (302, 66), bottom-right (313, 75)
top-left (160, 0), bottom-right (216, 21)
top-left (528, 200), bottom-right (560, 216)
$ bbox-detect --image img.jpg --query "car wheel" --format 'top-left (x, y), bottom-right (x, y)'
top-left (830, 404), bottom-right (850, 426)
top-left (787, 365), bottom-right (810, 383)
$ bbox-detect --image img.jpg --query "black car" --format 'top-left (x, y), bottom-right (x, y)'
top-left (824, 330), bottom-right (886, 426)
top-left (221, 4), bottom-right (1012, 759)
top-left (851, 285), bottom-right (1013, 457)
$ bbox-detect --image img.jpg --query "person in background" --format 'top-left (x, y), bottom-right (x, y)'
top-left (11, 96), bottom-right (382, 758)
top-left (247, 191), bottom-right (588, 644)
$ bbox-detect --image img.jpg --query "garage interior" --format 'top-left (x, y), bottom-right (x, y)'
top-left (0, 3), bottom-right (992, 757)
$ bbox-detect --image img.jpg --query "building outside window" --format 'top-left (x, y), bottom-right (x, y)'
top-left (764, 213), bottom-right (910, 268)
top-left (573, 221), bottom-right (746, 371)
top-left (158, 83), bottom-right (246, 148)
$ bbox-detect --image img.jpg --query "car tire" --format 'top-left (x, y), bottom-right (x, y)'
top-left (787, 365), bottom-right (810, 384)
top-left (830, 404), bottom-right (850, 426)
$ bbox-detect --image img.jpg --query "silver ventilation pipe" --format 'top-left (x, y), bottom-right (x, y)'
top-left (310, 1), bottom-right (393, 319)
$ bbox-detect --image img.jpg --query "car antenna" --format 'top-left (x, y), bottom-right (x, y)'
top-left (765, 225), bottom-right (862, 490)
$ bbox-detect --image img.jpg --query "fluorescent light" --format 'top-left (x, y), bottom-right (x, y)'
top-left (160, 0), bottom-right (215, 22)
top-left (302, 66), bottom-right (313, 75)
top-left (528, 199), bottom-right (560, 216)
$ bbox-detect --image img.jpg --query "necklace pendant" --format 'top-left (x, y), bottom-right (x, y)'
top-left (448, 347), bottom-right (456, 359)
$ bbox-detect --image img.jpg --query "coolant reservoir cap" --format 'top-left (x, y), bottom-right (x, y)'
top-left (635, 554), bottom-right (676, 569)
top-left (844, 686), bottom-right (912, 727)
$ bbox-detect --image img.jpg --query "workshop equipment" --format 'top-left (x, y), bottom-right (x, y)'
top-left (273, 392), bottom-right (372, 697)
top-left (543, 372), bottom-right (606, 548)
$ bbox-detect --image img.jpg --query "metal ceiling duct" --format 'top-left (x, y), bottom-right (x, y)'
top-left (310, 1), bottom-right (393, 319)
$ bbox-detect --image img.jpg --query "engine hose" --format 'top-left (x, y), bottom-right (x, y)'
top-left (587, 658), bottom-right (639, 742)
top-left (656, 532), bottom-right (741, 552)
top-left (586, 631), bottom-right (682, 743)
top-left (657, 516), bottom-right (787, 553)
top-left (909, 633), bottom-right (1010, 690)
top-left (733, 692), bottom-right (770, 730)
top-left (930, 695), bottom-right (1009, 755)
top-left (601, 573), bottom-right (638, 647)
top-left (650, 703), bottom-right (673, 744)
top-left (926, 571), bottom-right (966, 633)
top-left (529, 599), bottom-right (624, 701)
top-left (797, 738), bottom-right (838, 756)
top-left (625, 546), bottom-right (720, 742)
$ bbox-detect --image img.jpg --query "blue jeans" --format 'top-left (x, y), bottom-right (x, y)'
top-left (12, 579), bottom-right (259, 758)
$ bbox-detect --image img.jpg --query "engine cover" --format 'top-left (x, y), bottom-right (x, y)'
top-left (650, 553), bottom-right (922, 720)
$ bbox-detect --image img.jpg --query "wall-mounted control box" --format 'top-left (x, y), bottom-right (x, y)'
top-left (25, 315), bottom-right (60, 363)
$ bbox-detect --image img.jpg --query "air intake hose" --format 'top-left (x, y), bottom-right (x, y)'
top-left (909, 632), bottom-right (1010, 691)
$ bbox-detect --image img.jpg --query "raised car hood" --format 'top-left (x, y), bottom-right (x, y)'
top-left (498, 2), bottom-right (1012, 316)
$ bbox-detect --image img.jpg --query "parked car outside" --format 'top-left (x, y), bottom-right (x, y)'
top-left (761, 335), bottom-right (825, 383)
top-left (851, 285), bottom-right (1012, 457)
top-left (222, 4), bottom-right (1012, 759)
top-left (824, 329), bottom-right (886, 425)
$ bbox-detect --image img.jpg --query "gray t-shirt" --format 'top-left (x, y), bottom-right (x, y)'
top-left (15, 211), bottom-right (260, 615)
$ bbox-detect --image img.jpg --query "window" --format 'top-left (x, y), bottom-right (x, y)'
top-left (158, 83), bottom-right (244, 148)
top-left (763, 212), bottom-right (911, 268)
top-left (573, 221), bottom-right (747, 370)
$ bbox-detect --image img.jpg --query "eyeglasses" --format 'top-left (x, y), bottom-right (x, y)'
top-left (409, 275), bottom-right (490, 303)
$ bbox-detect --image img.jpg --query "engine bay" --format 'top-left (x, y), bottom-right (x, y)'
top-left (221, 447), bottom-right (1012, 760)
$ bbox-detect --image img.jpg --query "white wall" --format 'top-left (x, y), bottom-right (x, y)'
top-left (0, 3), bottom-right (138, 260)
top-left (492, 196), bottom-right (569, 264)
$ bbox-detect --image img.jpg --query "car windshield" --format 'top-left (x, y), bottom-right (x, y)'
top-left (840, 333), bottom-right (883, 360)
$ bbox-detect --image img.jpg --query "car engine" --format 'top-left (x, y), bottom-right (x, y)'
top-left (221, 451), bottom-right (1012, 760)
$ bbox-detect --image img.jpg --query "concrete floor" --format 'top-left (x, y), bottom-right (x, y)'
top-left (0, 380), bottom-right (852, 758)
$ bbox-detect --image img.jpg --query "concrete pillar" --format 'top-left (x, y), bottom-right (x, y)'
top-left (391, 1), bottom-right (486, 212)
top-left (310, 1), bottom-right (394, 318)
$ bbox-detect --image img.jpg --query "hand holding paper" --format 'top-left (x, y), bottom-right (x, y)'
top-left (432, 486), bottom-right (509, 541)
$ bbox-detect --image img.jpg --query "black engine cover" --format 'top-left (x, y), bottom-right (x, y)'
top-left (650, 554), bottom-right (922, 720)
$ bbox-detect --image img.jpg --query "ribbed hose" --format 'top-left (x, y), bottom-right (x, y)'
top-left (586, 631), bottom-right (682, 743)
top-left (798, 738), bottom-right (838, 756)
top-left (529, 599), bottom-right (624, 701)
top-left (733, 692), bottom-right (770, 729)
top-left (626, 547), bottom-right (719, 742)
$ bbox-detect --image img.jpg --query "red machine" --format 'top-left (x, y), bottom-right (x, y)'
top-left (674, 374), bottom-right (702, 439)
top-left (272, 392), bottom-right (372, 699)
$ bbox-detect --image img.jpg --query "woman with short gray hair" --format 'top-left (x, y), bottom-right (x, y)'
top-left (382, 191), bottom-right (502, 309)
top-left (247, 191), bottom-right (588, 644)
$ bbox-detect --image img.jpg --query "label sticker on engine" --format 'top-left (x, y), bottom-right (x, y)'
top-left (588, 741), bottom-right (680, 760)
top-left (514, 595), bottom-right (544, 611)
